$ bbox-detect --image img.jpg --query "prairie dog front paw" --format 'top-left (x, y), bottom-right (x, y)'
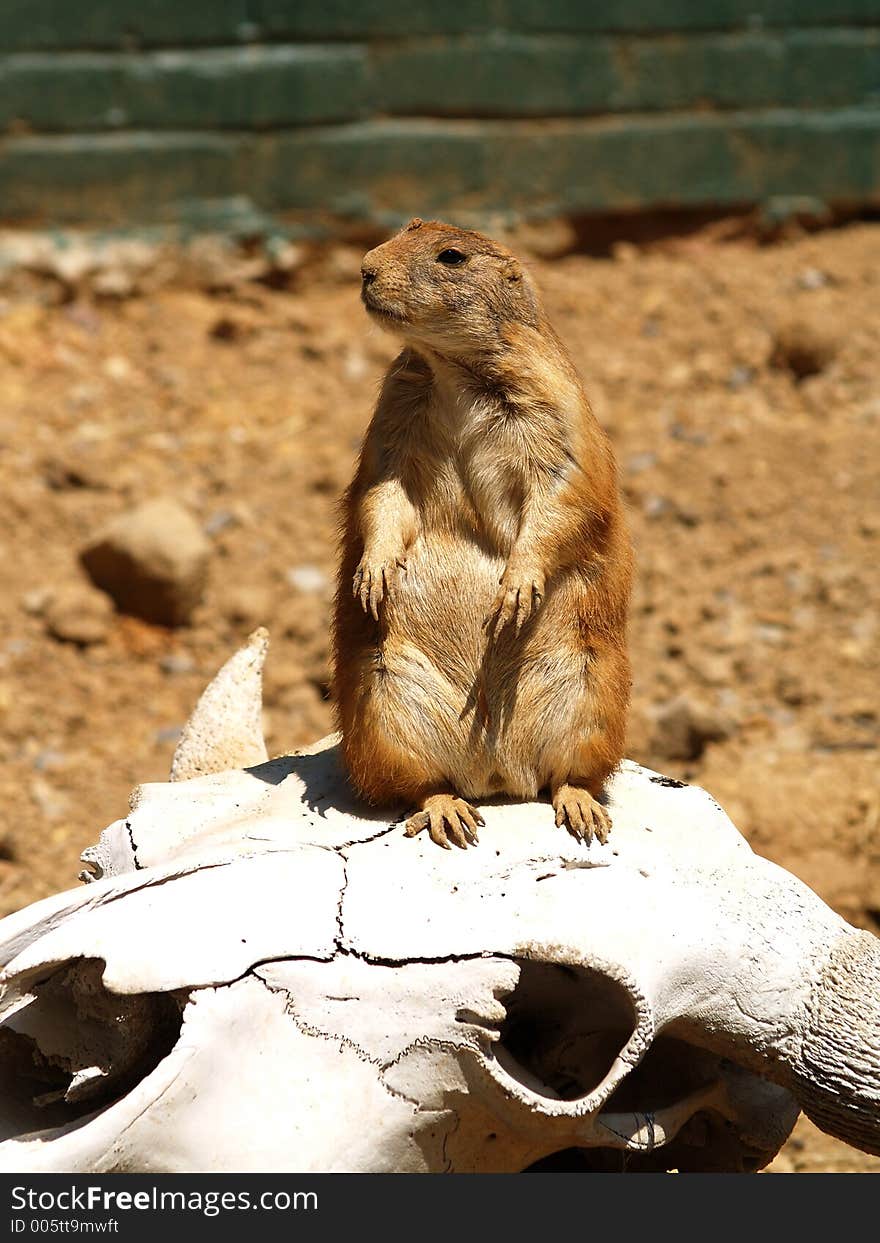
top-left (485, 561), bottom-right (546, 633)
top-left (353, 554), bottom-right (407, 619)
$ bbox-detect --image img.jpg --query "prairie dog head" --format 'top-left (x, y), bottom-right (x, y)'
top-left (360, 218), bottom-right (539, 360)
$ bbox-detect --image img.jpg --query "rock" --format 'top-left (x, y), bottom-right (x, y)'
top-left (91, 267), bottom-right (136, 299)
top-left (20, 588), bottom-right (52, 616)
top-left (325, 244), bottom-right (367, 284)
top-left (263, 237), bottom-right (303, 277)
top-left (643, 494), bottom-right (673, 520)
top-left (29, 776), bottom-right (69, 820)
top-left (727, 365), bottom-right (755, 391)
top-left (179, 234), bottom-right (267, 290)
top-left (159, 652), bottom-right (196, 677)
top-left (285, 565), bottom-right (329, 595)
top-left (221, 585), bottom-right (274, 628)
top-left (204, 509), bottom-right (239, 536)
top-left (32, 749), bottom-right (67, 772)
top-left (508, 216), bottom-right (578, 260)
top-left (80, 498), bottom-right (210, 627)
top-left (770, 319), bottom-right (838, 381)
top-left (795, 267), bottom-right (831, 291)
top-left (0, 230), bottom-right (160, 298)
top-left (625, 451), bottom-right (657, 475)
top-left (102, 355), bottom-right (133, 382)
top-left (43, 451), bottom-right (111, 492)
top-left (209, 316), bottom-right (255, 343)
top-left (650, 694), bottom-right (734, 762)
top-left (687, 653), bottom-right (735, 689)
top-left (342, 345), bottom-right (369, 382)
top-left (44, 584), bottom-right (113, 646)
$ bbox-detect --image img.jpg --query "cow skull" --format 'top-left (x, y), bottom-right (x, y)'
top-left (0, 630), bottom-right (877, 1172)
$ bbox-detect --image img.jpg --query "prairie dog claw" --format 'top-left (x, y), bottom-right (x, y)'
top-left (405, 794), bottom-right (485, 850)
top-left (552, 785), bottom-right (611, 845)
top-left (353, 556), bottom-right (407, 620)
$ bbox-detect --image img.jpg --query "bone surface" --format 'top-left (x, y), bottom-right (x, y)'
top-left (0, 634), bottom-right (877, 1173)
top-left (168, 624), bottom-right (269, 782)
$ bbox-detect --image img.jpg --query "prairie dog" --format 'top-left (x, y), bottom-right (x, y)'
top-left (332, 218), bottom-right (632, 849)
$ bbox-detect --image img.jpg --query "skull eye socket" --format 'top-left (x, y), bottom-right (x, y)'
top-left (436, 248), bottom-right (468, 266)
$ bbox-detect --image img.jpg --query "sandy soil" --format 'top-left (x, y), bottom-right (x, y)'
top-left (0, 218), bottom-right (877, 1172)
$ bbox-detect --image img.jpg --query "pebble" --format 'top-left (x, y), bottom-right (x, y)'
top-left (626, 452), bottom-right (657, 474)
top-left (770, 318), bottom-right (838, 380)
top-left (159, 652), bottom-right (196, 676)
top-left (727, 365), bottom-right (755, 391)
top-left (30, 777), bottom-right (69, 821)
top-left (102, 355), bottom-right (133, 382)
top-left (285, 565), bottom-right (329, 594)
top-left (33, 749), bottom-right (67, 772)
top-left (43, 451), bottom-right (111, 491)
top-left (221, 585), bottom-right (274, 628)
top-left (21, 588), bottom-right (52, 616)
top-left (795, 267), bottom-right (830, 291)
top-left (44, 584), bottom-right (114, 645)
top-left (204, 509), bottom-right (239, 536)
top-left (643, 495), bottom-right (673, 520)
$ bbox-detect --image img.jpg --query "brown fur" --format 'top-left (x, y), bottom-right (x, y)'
top-left (331, 218), bottom-right (633, 848)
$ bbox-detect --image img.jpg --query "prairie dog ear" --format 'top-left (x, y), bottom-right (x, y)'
top-left (501, 256), bottom-right (523, 282)
top-left (405, 217), bottom-right (424, 232)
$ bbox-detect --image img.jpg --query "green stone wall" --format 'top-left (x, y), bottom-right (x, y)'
top-left (1, 2), bottom-right (878, 228)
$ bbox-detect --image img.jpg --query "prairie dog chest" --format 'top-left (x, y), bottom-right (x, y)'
top-left (425, 388), bottom-right (533, 550)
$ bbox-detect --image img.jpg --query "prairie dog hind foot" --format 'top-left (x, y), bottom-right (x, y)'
top-left (405, 793), bottom-right (485, 850)
top-left (552, 783), bottom-right (612, 845)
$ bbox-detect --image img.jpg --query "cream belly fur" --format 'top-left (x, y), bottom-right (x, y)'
top-left (352, 535), bottom-right (599, 802)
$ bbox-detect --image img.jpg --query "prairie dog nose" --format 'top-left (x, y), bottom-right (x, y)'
top-left (361, 265), bottom-right (377, 285)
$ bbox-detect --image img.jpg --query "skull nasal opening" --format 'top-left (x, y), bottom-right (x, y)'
top-left (0, 958), bottom-right (183, 1142)
top-left (494, 960), bottom-right (638, 1102)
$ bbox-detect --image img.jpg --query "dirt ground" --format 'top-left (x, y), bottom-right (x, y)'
top-left (0, 216), bottom-right (877, 1172)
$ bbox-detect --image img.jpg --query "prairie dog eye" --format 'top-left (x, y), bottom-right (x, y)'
top-left (436, 248), bottom-right (468, 266)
